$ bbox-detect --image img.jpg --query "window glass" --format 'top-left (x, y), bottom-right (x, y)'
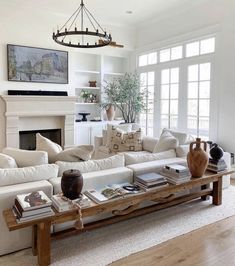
top-left (186, 41), bottom-right (200, 57)
top-left (160, 49), bottom-right (170, 62)
top-left (200, 38), bottom-right (215, 55)
top-left (171, 46), bottom-right (183, 60)
top-left (148, 52), bottom-right (157, 64)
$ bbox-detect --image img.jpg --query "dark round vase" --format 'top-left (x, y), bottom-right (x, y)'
top-left (210, 144), bottom-right (223, 161)
top-left (61, 169), bottom-right (83, 200)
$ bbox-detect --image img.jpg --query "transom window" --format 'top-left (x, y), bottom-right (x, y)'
top-left (139, 52), bottom-right (157, 67)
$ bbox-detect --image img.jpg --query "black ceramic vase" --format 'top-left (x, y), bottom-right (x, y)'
top-left (209, 144), bottom-right (223, 161)
top-left (61, 169), bottom-right (83, 200)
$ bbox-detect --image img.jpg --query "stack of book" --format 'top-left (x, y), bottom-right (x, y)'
top-left (52, 194), bottom-right (91, 212)
top-left (13, 191), bottom-right (54, 223)
top-left (161, 164), bottom-right (191, 184)
top-left (134, 172), bottom-right (169, 191)
top-left (207, 158), bottom-right (227, 173)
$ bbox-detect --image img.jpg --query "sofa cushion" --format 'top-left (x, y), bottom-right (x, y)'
top-left (162, 128), bottom-right (188, 145)
top-left (176, 145), bottom-right (190, 158)
top-left (56, 154), bottom-right (125, 176)
top-left (127, 157), bottom-right (187, 176)
top-left (2, 148), bottom-right (48, 167)
top-left (0, 153), bottom-right (18, 168)
top-left (109, 128), bottom-right (143, 152)
top-left (142, 136), bottom-right (159, 153)
top-left (53, 145), bottom-right (94, 162)
top-left (49, 167), bottom-right (133, 194)
top-left (106, 124), bottom-right (132, 147)
top-left (124, 149), bottom-right (177, 166)
top-left (153, 131), bottom-right (179, 153)
top-left (36, 133), bottom-right (62, 163)
top-left (0, 164), bottom-right (59, 187)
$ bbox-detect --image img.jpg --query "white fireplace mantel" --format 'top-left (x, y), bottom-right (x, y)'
top-left (1, 95), bottom-right (77, 148)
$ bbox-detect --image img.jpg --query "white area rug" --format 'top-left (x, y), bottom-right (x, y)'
top-left (2, 186), bottom-right (235, 266)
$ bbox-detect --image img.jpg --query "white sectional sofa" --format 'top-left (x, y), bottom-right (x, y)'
top-left (0, 136), bottom-right (231, 255)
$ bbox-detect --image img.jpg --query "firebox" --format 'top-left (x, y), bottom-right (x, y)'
top-left (19, 129), bottom-right (61, 150)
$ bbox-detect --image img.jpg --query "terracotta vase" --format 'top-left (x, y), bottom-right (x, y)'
top-left (61, 169), bottom-right (83, 200)
top-left (187, 138), bottom-right (209, 178)
top-left (106, 105), bottom-right (115, 121)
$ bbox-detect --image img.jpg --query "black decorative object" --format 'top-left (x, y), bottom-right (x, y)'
top-left (210, 143), bottom-right (224, 161)
top-left (79, 112), bottom-right (90, 121)
top-left (52, 0), bottom-right (112, 49)
top-left (8, 90), bottom-right (68, 96)
top-left (61, 169), bottom-right (83, 200)
top-left (7, 44), bottom-right (68, 84)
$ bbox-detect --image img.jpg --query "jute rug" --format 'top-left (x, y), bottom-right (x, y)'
top-left (1, 186), bottom-right (235, 266)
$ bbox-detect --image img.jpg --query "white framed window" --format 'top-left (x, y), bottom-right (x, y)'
top-left (186, 37), bottom-right (215, 58)
top-left (160, 68), bottom-right (179, 130)
top-left (187, 63), bottom-right (211, 139)
top-left (138, 52), bottom-right (157, 67)
top-left (140, 71), bottom-right (155, 136)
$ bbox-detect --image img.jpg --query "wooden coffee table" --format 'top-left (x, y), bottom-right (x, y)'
top-left (3, 170), bottom-right (233, 266)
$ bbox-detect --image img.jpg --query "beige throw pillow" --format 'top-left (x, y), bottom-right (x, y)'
top-left (153, 131), bottom-right (179, 153)
top-left (106, 124), bottom-right (132, 147)
top-left (109, 128), bottom-right (143, 153)
top-left (53, 145), bottom-right (94, 162)
top-left (0, 153), bottom-right (18, 168)
top-left (36, 133), bottom-right (62, 163)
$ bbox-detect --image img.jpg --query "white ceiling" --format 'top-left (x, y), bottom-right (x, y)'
top-left (0, 0), bottom-right (203, 28)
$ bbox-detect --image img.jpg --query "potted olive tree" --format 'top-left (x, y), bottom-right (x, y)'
top-left (103, 73), bottom-right (145, 123)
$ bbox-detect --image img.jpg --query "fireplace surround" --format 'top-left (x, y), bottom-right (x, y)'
top-left (1, 95), bottom-right (77, 149)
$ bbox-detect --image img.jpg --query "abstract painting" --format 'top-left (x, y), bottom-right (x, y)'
top-left (7, 44), bottom-right (68, 84)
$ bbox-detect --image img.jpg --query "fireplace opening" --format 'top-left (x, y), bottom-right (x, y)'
top-left (19, 129), bottom-right (62, 150)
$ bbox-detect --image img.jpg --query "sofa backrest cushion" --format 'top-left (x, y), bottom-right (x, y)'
top-left (124, 149), bottom-right (176, 166)
top-left (0, 164), bottom-right (59, 187)
top-left (2, 148), bottom-right (48, 167)
top-left (56, 154), bottom-right (125, 176)
top-left (36, 133), bottom-right (62, 163)
top-left (0, 153), bottom-right (18, 169)
top-left (153, 131), bottom-right (179, 153)
top-left (176, 145), bottom-right (190, 158)
top-left (162, 128), bottom-right (194, 145)
top-left (142, 136), bottom-right (159, 153)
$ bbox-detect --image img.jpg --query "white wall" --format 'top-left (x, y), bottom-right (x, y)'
top-left (0, 5), bottom-right (134, 150)
top-left (132, 0), bottom-right (235, 154)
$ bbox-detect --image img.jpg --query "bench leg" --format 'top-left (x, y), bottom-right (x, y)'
top-left (32, 224), bottom-right (38, 256)
top-left (201, 184), bottom-right (210, 201)
top-left (37, 221), bottom-right (51, 266)
top-left (212, 177), bottom-right (222, 206)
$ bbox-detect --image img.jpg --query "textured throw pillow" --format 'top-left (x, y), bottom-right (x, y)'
top-left (0, 164), bottom-right (59, 187)
top-left (2, 148), bottom-right (48, 167)
top-left (36, 133), bottom-right (62, 163)
top-left (53, 145), bottom-right (94, 162)
top-left (109, 128), bottom-right (143, 153)
top-left (124, 149), bottom-right (177, 166)
top-left (56, 154), bottom-right (125, 176)
top-left (0, 153), bottom-right (18, 168)
top-left (106, 124), bottom-right (132, 147)
top-left (153, 131), bottom-right (179, 153)
top-left (162, 128), bottom-right (187, 145)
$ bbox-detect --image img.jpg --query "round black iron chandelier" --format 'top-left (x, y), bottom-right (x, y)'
top-left (52, 0), bottom-right (112, 48)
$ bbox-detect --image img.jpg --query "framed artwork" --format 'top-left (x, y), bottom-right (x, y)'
top-left (7, 44), bottom-right (68, 84)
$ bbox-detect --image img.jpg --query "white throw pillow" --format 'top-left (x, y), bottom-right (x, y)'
top-left (153, 131), bottom-right (179, 153)
top-left (0, 153), bottom-right (18, 168)
top-left (124, 149), bottom-right (176, 166)
top-left (0, 164), bottom-right (59, 187)
top-left (142, 136), bottom-right (159, 153)
top-left (36, 133), bottom-right (62, 163)
top-left (162, 128), bottom-right (187, 145)
top-left (106, 124), bottom-right (132, 147)
top-left (56, 154), bottom-right (125, 176)
top-left (2, 148), bottom-right (48, 167)
top-left (53, 145), bottom-right (94, 162)
top-left (176, 145), bottom-right (190, 158)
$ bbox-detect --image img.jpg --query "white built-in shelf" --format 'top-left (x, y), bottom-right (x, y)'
top-left (104, 72), bottom-right (125, 76)
top-left (75, 102), bottom-right (99, 105)
top-left (76, 87), bottom-right (101, 90)
top-left (75, 70), bottom-right (100, 74)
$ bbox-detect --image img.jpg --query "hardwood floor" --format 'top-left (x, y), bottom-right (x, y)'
top-left (111, 179), bottom-right (235, 266)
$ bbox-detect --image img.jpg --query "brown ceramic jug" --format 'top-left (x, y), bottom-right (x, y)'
top-left (187, 138), bottom-right (209, 178)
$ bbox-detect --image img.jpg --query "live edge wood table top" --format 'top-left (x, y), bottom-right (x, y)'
top-left (3, 170), bottom-right (233, 266)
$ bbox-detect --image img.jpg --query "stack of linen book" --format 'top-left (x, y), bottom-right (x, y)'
top-left (52, 194), bottom-right (91, 212)
top-left (161, 164), bottom-right (191, 184)
top-left (134, 172), bottom-right (169, 191)
top-left (207, 158), bottom-right (227, 173)
top-left (13, 191), bottom-right (54, 223)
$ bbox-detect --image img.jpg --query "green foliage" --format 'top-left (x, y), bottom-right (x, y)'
top-left (103, 73), bottom-right (146, 123)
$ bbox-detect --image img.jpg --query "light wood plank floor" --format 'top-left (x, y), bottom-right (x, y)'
top-left (111, 180), bottom-right (235, 266)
